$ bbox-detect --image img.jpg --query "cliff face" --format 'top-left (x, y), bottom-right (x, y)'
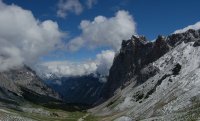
top-left (103, 35), bottom-right (170, 98)
top-left (0, 66), bottom-right (60, 105)
top-left (90, 29), bottom-right (200, 120)
top-left (103, 29), bottom-right (200, 99)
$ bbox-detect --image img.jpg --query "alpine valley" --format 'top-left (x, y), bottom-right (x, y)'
top-left (1, 28), bottom-right (200, 121)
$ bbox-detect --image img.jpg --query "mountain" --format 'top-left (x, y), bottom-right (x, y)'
top-left (2, 29), bottom-right (200, 121)
top-left (45, 74), bottom-right (106, 107)
top-left (102, 35), bottom-right (169, 99)
top-left (90, 29), bottom-right (200, 120)
top-left (0, 65), bottom-right (60, 106)
top-left (0, 66), bottom-right (97, 121)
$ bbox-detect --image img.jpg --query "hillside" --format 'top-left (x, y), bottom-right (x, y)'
top-left (90, 29), bottom-right (200, 121)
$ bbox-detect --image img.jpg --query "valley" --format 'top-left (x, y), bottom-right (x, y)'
top-left (1, 29), bottom-right (200, 121)
top-left (1, 1), bottom-right (200, 120)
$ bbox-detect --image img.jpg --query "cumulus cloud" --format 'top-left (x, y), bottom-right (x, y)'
top-left (58, 10), bottom-right (135, 77)
top-left (86, 0), bottom-right (97, 9)
top-left (57, 0), bottom-right (83, 18)
top-left (0, 1), bottom-right (63, 71)
top-left (174, 21), bottom-right (200, 34)
top-left (36, 50), bottom-right (115, 78)
top-left (67, 10), bottom-right (136, 51)
top-left (96, 50), bottom-right (115, 76)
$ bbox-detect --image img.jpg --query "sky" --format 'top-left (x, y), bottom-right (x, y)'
top-left (1, 0), bottom-right (200, 78)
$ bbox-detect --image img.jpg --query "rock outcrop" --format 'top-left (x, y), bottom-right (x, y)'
top-left (90, 29), bottom-right (200, 121)
top-left (103, 35), bottom-right (170, 98)
top-left (103, 29), bottom-right (200, 99)
top-left (0, 66), bottom-right (60, 105)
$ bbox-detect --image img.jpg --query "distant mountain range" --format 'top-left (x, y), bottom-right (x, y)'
top-left (45, 74), bottom-right (105, 106)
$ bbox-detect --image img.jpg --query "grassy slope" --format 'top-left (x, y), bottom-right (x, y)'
top-left (0, 101), bottom-right (100, 121)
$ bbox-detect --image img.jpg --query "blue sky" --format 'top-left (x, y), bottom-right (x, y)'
top-left (1, 0), bottom-right (200, 76)
top-left (4, 0), bottom-right (200, 39)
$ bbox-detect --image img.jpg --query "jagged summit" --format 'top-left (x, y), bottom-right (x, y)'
top-left (103, 29), bottom-right (200, 99)
top-left (90, 29), bottom-right (200, 120)
top-left (103, 32), bottom-right (175, 98)
top-left (167, 29), bottom-right (200, 47)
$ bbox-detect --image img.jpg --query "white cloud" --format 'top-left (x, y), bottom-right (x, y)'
top-left (0, 1), bottom-right (63, 71)
top-left (57, 0), bottom-right (83, 18)
top-left (36, 50), bottom-right (115, 77)
top-left (174, 21), bottom-right (200, 34)
top-left (67, 10), bottom-right (136, 51)
top-left (96, 50), bottom-right (115, 76)
top-left (39, 61), bottom-right (97, 77)
top-left (86, 0), bottom-right (97, 9)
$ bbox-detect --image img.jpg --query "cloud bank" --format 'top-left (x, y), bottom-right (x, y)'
top-left (36, 50), bottom-right (115, 77)
top-left (39, 61), bottom-right (97, 77)
top-left (0, 0), bottom-right (135, 78)
top-left (67, 10), bottom-right (136, 51)
top-left (174, 21), bottom-right (200, 34)
top-left (0, 1), bottom-right (63, 71)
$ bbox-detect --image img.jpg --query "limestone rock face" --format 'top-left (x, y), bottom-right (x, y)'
top-left (103, 29), bottom-right (200, 99)
top-left (91, 29), bottom-right (200, 121)
top-left (103, 35), bottom-right (170, 98)
top-left (0, 66), bottom-right (60, 104)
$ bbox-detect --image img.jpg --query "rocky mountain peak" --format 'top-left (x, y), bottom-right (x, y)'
top-left (0, 65), bottom-right (60, 105)
top-left (91, 29), bottom-right (200, 121)
top-left (155, 35), bottom-right (166, 44)
top-left (121, 35), bottom-right (147, 49)
top-left (103, 29), bottom-right (200, 99)
top-left (131, 35), bottom-right (147, 45)
top-left (167, 29), bottom-right (200, 47)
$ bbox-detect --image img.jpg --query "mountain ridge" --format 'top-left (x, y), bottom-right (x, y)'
top-left (1, 29), bottom-right (200, 121)
top-left (0, 65), bottom-right (61, 106)
top-left (89, 29), bottom-right (200, 121)
top-left (102, 29), bottom-right (200, 99)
